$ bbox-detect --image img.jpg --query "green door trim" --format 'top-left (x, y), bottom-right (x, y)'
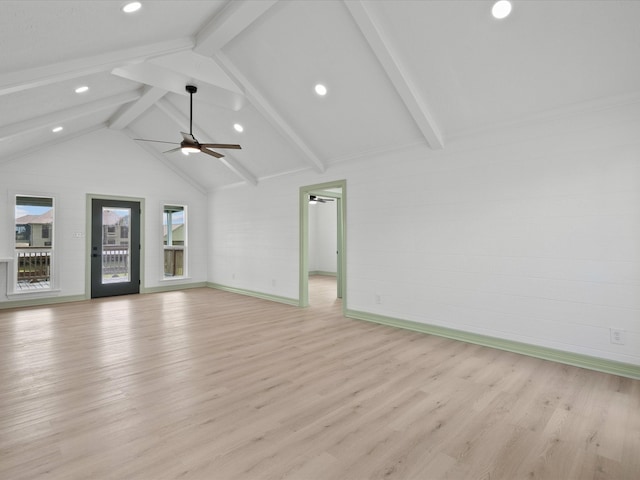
top-left (299, 180), bottom-right (347, 311)
top-left (85, 194), bottom-right (145, 299)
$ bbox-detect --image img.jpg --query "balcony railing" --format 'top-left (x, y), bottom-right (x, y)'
top-left (15, 246), bottom-right (185, 288)
top-left (102, 245), bottom-right (129, 275)
top-left (16, 248), bottom-right (51, 289)
top-left (164, 246), bottom-right (184, 277)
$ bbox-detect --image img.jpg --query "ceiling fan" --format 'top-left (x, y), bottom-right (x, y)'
top-left (309, 195), bottom-right (334, 204)
top-left (134, 85), bottom-right (241, 158)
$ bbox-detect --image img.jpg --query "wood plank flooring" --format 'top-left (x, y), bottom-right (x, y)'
top-left (1, 275), bottom-right (639, 479)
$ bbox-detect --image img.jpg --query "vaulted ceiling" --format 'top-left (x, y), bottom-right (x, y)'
top-left (1, 1), bottom-right (639, 191)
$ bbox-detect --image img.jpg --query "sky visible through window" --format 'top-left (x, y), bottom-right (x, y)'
top-left (163, 211), bottom-right (184, 225)
top-left (16, 206), bottom-right (184, 223)
top-left (15, 206), bottom-right (51, 219)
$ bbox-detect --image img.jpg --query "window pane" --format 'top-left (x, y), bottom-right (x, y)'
top-left (101, 207), bottom-right (130, 284)
top-left (15, 196), bottom-right (53, 291)
top-left (163, 205), bottom-right (185, 277)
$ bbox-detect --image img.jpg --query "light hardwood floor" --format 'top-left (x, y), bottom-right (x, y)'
top-left (1, 276), bottom-right (638, 479)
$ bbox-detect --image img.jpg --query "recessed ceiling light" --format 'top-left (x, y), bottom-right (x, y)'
top-left (492, 0), bottom-right (512, 19)
top-left (52, 126), bottom-right (63, 133)
top-left (75, 86), bottom-right (89, 94)
top-left (314, 84), bottom-right (327, 96)
top-left (233, 123), bottom-right (244, 133)
top-left (122, 2), bottom-right (142, 13)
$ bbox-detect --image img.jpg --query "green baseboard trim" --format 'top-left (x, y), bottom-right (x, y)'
top-left (207, 283), bottom-right (299, 307)
top-left (345, 309), bottom-right (640, 380)
top-left (142, 282), bottom-right (208, 294)
top-left (0, 294), bottom-right (87, 310)
top-left (309, 271), bottom-right (337, 277)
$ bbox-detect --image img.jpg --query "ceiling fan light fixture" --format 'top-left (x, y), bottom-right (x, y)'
top-left (181, 146), bottom-right (199, 154)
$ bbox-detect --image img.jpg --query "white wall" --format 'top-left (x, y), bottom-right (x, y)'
top-left (309, 201), bottom-right (337, 274)
top-left (209, 178), bottom-right (300, 297)
top-left (209, 102), bottom-right (640, 366)
top-left (0, 128), bottom-right (208, 302)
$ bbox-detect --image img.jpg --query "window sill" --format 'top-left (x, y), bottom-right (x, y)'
top-left (160, 276), bottom-right (191, 282)
top-left (7, 288), bottom-right (61, 299)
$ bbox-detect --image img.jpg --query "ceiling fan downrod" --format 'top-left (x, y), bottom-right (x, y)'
top-left (186, 85), bottom-right (197, 136)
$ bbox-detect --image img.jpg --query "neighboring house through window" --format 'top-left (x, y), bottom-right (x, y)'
top-left (14, 195), bottom-right (54, 291)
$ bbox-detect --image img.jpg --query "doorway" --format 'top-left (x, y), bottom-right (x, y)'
top-left (90, 198), bottom-right (141, 298)
top-left (299, 180), bottom-right (346, 309)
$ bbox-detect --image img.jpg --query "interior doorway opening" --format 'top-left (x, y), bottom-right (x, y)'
top-left (308, 274), bottom-right (339, 308)
top-left (299, 180), bottom-right (346, 310)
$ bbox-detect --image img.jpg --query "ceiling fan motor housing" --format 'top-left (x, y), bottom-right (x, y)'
top-left (186, 85), bottom-right (197, 94)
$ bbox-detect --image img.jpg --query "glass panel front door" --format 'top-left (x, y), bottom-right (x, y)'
top-left (91, 199), bottom-right (140, 298)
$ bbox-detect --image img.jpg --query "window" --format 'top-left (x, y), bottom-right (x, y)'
top-left (163, 205), bottom-right (186, 278)
top-left (15, 195), bottom-right (54, 291)
top-left (15, 224), bottom-right (30, 243)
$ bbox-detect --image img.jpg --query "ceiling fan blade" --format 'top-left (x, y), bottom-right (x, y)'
top-left (200, 147), bottom-right (224, 159)
top-left (199, 143), bottom-right (242, 150)
top-left (134, 138), bottom-right (180, 145)
top-left (163, 147), bottom-right (182, 154)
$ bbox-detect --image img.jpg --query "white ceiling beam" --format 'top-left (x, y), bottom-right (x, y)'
top-left (214, 52), bottom-right (326, 173)
top-left (194, 0), bottom-right (279, 55)
top-left (0, 91), bottom-right (141, 142)
top-left (344, 0), bottom-right (444, 150)
top-left (112, 61), bottom-right (244, 111)
top-left (0, 124), bottom-right (105, 166)
top-left (108, 86), bottom-right (168, 130)
top-left (0, 37), bottom-right (193, 97)
top-left (122, 128), bottom-right (208, 195)
top-left (155, 98), bottom-right (258, 186)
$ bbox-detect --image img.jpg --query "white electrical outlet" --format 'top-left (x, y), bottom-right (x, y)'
top-left (610, 328), bottom-right (625, 345)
